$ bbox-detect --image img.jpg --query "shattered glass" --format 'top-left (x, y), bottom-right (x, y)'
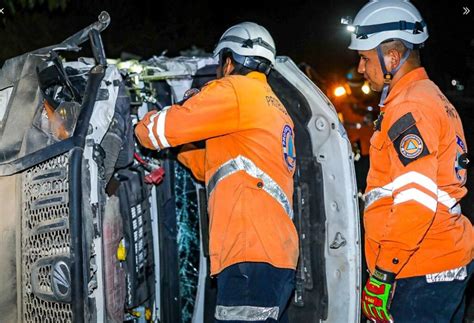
top-left (174, 163), bottom-right (200, 323)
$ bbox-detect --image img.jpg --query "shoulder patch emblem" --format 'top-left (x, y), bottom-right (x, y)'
top-left (392, 124), bottom-right (430, 166)
top-left (388, 112), bottom-right (416, 141)
top-left (400, 134), bottom-right (424, 159)
top-left (282, 125), bottom-right (296, 172)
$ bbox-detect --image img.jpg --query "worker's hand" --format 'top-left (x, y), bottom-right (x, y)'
top-left (361, 267), bottom-right (395, 323)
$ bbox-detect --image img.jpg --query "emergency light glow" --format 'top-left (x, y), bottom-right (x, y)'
top-left (334, 86), bottom-right (347, 97)
top-left (346, 25), bottom-right (356, 32)
top-left (361, 83), bottom-right (371, 94)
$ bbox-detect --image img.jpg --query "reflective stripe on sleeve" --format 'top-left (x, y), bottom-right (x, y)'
top-left (156, 108), bottom-right (170, 148)
top-left (363, 187), bottom-right (392, 209)
top-left (437, 189), bottom-right (458, 209)
top-left (364, 171), bottom-right (460, 212)
top-left (393, 188), bottom-right (437, 212)
top-left (146, 112), bottom-right (160, 149)
top-left (389, 171), bottom-right (437, 195)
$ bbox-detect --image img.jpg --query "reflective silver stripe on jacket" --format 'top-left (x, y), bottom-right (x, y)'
top-left (214, 305), bottom-right (279, 321)
top-left (206, 155), bottom-right (294, 220)
top-left (364, 188), bottom-right (462, 215)
top-left (363, 188), bottom-right (392, 209)
top-left (450, 203), bottom-right (462, 215)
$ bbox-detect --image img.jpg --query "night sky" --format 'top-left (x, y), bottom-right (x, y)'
top-left (0, 0), bottom-right (473, 85)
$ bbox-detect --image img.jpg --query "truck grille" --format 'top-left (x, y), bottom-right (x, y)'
top-left (22, 154), bottom-right (72, 322)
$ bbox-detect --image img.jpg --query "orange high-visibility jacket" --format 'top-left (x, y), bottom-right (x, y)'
top-left (135, 72), bottom-right (299, 275)
top-left (364, 68), bottom-right (473, 278)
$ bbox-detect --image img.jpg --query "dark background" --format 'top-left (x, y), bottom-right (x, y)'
top-left (0, 0), bottom-right (473, 84)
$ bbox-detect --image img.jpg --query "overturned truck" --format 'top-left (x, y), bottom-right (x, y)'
top-left (0, 12), bottom-right (360, 323)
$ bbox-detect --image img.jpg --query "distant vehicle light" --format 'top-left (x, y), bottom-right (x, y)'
top-left (361, 83), bottom-right (371, 94)
top-left (334, 86), bottom-right (347, 97)
top-left (451, 79), bottom-right (465, 91)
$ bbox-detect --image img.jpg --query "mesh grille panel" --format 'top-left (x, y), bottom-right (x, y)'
top-left (38, 265), bottom-right (52, 292)
top-left (131, 203), bottom-right (148, 272)
top-left (22, 154), bottom-right (72, 322)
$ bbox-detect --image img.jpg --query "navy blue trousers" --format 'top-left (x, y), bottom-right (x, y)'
top-left (390, 261), bottom-right (474, 322)
top-left (215, 262), bottom-right (295, 323)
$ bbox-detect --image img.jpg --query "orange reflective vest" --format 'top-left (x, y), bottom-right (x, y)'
top-left (364, 67), bottom-right (473, 278)
top-left (135, 72), bottom-right (299, 275)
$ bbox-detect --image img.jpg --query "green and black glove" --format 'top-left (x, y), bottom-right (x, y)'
top-left (361, 267), bottom-right (396, 322)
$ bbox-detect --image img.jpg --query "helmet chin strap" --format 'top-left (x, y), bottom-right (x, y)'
top-left (376, 45), bottom-right (411, 107)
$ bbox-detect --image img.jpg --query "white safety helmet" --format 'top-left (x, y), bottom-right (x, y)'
top-left (345, 0), bottom-right (428, 51)
top-left (213, 22), bottom-right (276, 65)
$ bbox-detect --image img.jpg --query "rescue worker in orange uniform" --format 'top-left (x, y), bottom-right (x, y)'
top-left (343, 1), bottom-right (473, 321)
top-left (135, 22), bottom-right (298, 322)
top-left (332, 67), bottom-right (378, 193)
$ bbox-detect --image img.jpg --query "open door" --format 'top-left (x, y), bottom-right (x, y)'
top-left (273, 56), bottom-right (361, 323)
top-left (126, 55), bottom-right (361, 323)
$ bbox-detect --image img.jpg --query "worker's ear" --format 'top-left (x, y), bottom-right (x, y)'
top-left (223, 57), bottom-right (235, 76)
top-left (385, 48), bottom-right (401, 72)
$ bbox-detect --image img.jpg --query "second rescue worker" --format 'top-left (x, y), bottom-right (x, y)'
top-left (135, 22), bottom-right (298, 322)
top-left (343, 0), bottom-right (473, 322)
